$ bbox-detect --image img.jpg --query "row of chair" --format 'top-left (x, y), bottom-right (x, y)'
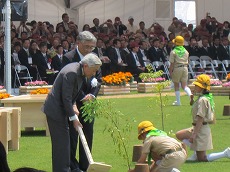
top-left (145, 57), bottom-right (230, 81)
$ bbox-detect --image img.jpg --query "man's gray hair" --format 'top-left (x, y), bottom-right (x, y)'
top-left (77, 31), bottom-right (97, 43)
top-left (80, 53), bottom-right (102, 67)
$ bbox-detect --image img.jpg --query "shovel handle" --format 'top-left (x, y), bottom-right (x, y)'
top-left (75, 116), bottom-right (94, 164)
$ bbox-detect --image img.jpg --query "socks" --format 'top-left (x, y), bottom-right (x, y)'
top-left (175, 91), bottom-right (181, 104)
top-left (207, 151), bottom-right (227, 161)
top-left (184, 86), bottom-right (192, 96)
top-left (182, 139), bottom-right (191, 147)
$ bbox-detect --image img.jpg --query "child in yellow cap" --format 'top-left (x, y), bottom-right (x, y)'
top-left (169, 35), bottom-right (193, 106)
top-left (176, 74), bottom-right (230, 161)
top-left (130, 121), bottom-right (186, 172)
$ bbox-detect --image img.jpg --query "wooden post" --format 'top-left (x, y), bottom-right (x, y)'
top-left (0, 107), bottom-right (21, 154)
top-left (223, 105), bottom-right (230, 116)
top-left (132, 144), bottom-right (143, 162)
top-left (134, 163), bottom-right (150, 172)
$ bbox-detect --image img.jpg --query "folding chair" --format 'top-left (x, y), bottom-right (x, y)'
top-left (199, 56), bottom-right (218, 79)
top-left (14, 65), bottom-right (33, 87)
top-left (212, 60), bottom-right (228, 79)
top-left (189, 56), bottom-right (200, 61)
top-left (188, 60), bottom-right (203, 78)
top-left (151, 61), bottom-right (170, 79)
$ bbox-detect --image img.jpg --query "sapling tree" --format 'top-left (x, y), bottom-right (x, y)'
top-left (81, 99), bottom-right (133, 170)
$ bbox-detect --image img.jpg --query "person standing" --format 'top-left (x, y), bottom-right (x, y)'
top-left (42, 53), bottom-right (102, 172)
top-left (129, 121), bottom-right (186, 172)
top-left (169, 35), bottom-right (193, 106)
top-left (63, 31), bottom-right (102, 172)
top-left (176, 74), bottom-right (230, 162)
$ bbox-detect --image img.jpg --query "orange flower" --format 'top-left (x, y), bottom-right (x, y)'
top-left (102, 72), bottom-right (133, 85)
top-left (30, 88), bottom-right (49, 95)
top-left (226, 73), bottom-right (230, 81)
top-left (0, 93), bottom-right (10, 99)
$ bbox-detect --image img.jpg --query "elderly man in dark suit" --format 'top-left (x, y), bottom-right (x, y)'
top-left (62, 31), bottom-right (102, 172)
top-left (42, 53), bottom-right (102, 172)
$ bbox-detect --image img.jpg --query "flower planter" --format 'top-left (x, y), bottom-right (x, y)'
top-left (19, 85), bottom-right (53, 95)
top-left (98, 84), bottom-right (130, 95)
top-left (130, 81), bottom-right (137, 91)
top-left (188, 85), bottom-right (230, 96)
top-left (137, 83), bottom-right (171, 93)
top-left (0, 89), bottom-right (6, 93)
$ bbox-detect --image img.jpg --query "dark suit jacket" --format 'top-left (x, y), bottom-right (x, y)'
top-left (210, 45), bottom-right (229, 60)
top-left (92, 47), bottom-right (107, 57)
top-left (114, 24), bottom-right (127, 36)
top-left (198, 47), bottom-right (212, 57)
top-left (108, 47), bottom-right (127, 73)
top-left (51, 55), bottom-right (63, 72)
top-left (62, 49), bottom-right (102, 102)
top-left (33, 51), bottom-right (51, 77)
top-left (18, 48), bottom-right (33, 69)
top-left (148, 47), bottom-right (166, 62)
top-left (43, 63), bottom-right (84, 121)
top-left (90, 26), bottom-right (104, 33)
top-left (126, 52), bottom-right (145, 75)
top-left (185, 45), bottom-right (200, 57)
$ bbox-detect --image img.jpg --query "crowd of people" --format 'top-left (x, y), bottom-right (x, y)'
top-left (0, 13), bottom-right (230, 85)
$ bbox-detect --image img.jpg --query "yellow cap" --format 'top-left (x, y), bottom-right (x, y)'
top-left (193, 74), bottom-right (211, 91)
top-left (172, 36), bottom-right (184, 46)
top-left (138, 121), bottom-right (156, 140)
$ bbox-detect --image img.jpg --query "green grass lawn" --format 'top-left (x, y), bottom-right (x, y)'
top-left (7, 94), bottom-right (230, 172)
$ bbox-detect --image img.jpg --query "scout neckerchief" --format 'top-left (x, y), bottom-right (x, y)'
top-left (173, 46), bottom-right (186, 58)
top-left (202, 93), bottom-right (215, 111)
top-left (146, 129), bottom-right (167, 165)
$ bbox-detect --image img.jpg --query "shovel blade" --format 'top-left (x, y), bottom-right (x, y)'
top-left (87, 162), bottom-right (112, 172)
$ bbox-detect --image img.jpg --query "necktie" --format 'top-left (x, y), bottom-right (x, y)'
top-left (98, 48), bottom-right (103, 57)
top-left (44, 55), bottom-right (48, 63)
top-left (226, 46), bottom-right (229, 54)
top-left (135, 54), bottom-right (139, 61)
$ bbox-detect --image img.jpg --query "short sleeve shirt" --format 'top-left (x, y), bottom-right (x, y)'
top-left (142, 136), bottom-right (182, 157)
top-left (169, 49), bottom-right (189, 67)
top-left (192, 96), bottom-right (214, 123)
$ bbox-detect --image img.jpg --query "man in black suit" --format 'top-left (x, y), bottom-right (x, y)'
top-left (90, 18), bottom-right (104, 34)
top-left (56, 13), bottom-right (69, 32)
top-left (113, 17), bottom-right (127, 37)
top-left (93, 38), bottom-right (110, 76)
top-left (34, 42), bottom-right (55, 84)
top-left (184, 37), bottom-right (200, 57)
top-left (107, 38), bottom-right (127, 73)
top-left (42, 53), bottom-right (102, 172)
top-left (51, 45), bottom-right (64, 72)
top-left (148, 38), bottom-right (166, 62)
top-left (18, 38), bottom-right (38, 81)
top-left (198, 38), bottom-right (212, 57)
top-left (63, 31), bottom-right (102, 172)
top-left (126, 42), bottom-right (146, 81)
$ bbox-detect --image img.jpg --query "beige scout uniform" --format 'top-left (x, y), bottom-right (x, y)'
top-left (142, 136), bottom-right (186, 172)
top-left (189, 96), bottom-right (214, 151)
top-left (169, 49), bottom-right (189, 83)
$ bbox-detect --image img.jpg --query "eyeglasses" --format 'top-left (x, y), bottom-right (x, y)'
top-left (80, 42), bottom-right (95, 51)
top-left (83, 44), bottom-right (95, 51)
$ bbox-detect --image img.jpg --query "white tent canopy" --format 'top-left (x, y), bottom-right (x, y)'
top-left (26, 0), bottom-right (230, 33)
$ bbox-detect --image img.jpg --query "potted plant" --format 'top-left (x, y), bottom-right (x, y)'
top-left (99, 72), bottom-right (133, 95)
top-left (138, 66), bottom-right (170, 93)
top-left (19, 80), bottom-right (52, 95)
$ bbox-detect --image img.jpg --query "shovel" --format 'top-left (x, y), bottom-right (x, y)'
top-left (76, 116), bottom-right (112, 172)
